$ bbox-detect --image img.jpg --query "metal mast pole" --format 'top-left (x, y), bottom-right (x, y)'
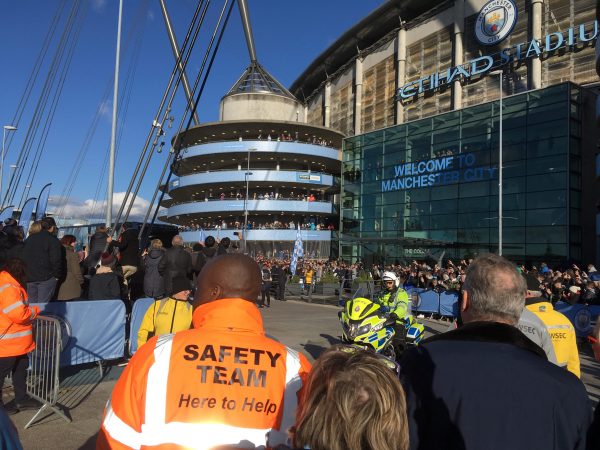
top-left (106, 0), bottom-right (123, 228)
top-left (158, 0), bottom-right (199, 126)
top-left (243, 148), bottom-right (250, 253)
top-left (498, 71), bottom-right (503, 256)
top-left (237, 0), bottom-right (257, 62)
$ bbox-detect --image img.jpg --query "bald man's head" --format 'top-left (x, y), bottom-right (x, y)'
top-left (193, 253), bottom-right (261, 307)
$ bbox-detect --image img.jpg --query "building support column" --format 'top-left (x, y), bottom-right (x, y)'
top-left (395, 26), bottom-right (406, 124)
top-left (324, 81), bottom-right (331, 128)
top-left (530, 0), bottom-right (543, 89)
top-left (453, 0), bottom-right (464, 110)
top-left (354, 57), bottom-right (363, 135)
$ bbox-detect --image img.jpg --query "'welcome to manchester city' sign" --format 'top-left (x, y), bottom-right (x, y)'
top-left (381, 153), bottom-right (497, 193)
top-left (395, 0), bottom-right (598, 101)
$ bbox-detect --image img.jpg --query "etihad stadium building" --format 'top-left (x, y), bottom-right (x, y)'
top-left (290, 0), bottom-right (600, 266)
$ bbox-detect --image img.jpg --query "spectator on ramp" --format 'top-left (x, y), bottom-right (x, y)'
top-left (97, 253), bottom-right (311, 449)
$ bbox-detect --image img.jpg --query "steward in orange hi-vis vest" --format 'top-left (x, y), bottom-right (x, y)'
top-left (97, 254), bottom-right (311, 450)
top-left (0, 270), bottom-right (39, 357)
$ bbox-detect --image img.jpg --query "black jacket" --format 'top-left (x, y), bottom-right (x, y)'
top-left (400, 321), bottom-right (591, 450)
top-left (88, 268), bottom-right (122, 300)
top-left (163, 246), bottom-right (192, 296)
top-left (84, 231), bottom-right (110, 270)
top-left (22, 229), bottom-right (63, 282)
top-left (143, 248), bottom-right (166, 298)
top-left (114, 228), bottom-right (139, 267)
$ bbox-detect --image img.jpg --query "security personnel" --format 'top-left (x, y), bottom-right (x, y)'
top-left (375, 271), bottom-right (414, 352)
top-left (376, 271), bottom-right (410, 319)
top-left (137, 276), bottom-right (193, 348)
top-left (524, 274), bottom-right (580, 377)
top-left (0, 258), bottom-right (40, 415)
top-left (98, 254), bottom-right (311, 449)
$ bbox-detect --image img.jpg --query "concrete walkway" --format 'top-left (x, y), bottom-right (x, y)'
top-left (5, 299), bottom-right (600, 449)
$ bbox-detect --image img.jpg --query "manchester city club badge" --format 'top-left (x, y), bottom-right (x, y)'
top-left (475, 0), bottom-right (518, 46)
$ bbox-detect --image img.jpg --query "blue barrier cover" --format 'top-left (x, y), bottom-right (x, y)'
top-left (439, 292), bottom-right (459, 317)
top-left (32, 300), bottom-right (126, 367)
top-left (416, 290), bottom-right (440, 314)
top-left (554, 302), bottom-right (600, 337)
top-left (129, 298), bottom-right (155, 355)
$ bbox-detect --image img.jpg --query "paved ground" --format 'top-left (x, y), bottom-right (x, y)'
top-left (5, 299), bottom-right (600, 449)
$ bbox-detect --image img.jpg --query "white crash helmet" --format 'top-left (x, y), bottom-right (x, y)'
top-left (382, 271), bottom-right (399, 288)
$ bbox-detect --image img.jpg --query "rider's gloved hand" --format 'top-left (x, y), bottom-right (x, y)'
top-left (389, 312), bottom-right (399, 322)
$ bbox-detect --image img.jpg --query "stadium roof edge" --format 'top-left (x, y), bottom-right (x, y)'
top-left (289, 0), bottom-right (447, 102)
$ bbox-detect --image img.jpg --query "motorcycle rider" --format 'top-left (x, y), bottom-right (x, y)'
top-left (376, 271), bottom-right (412, 352)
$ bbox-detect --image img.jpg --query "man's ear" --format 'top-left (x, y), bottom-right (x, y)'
top-left (461, 290), bottom-right (469, 313)
top-left (211, 285), bottom-right (223, 301)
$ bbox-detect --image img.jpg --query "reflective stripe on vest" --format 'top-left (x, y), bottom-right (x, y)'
top-left (0, 329), bottom-right (32, 340)
top-left (103, 401), bottom-right (273, 449)
top-left (0, 283), bottom-right (12, 295)
top-left (269, 347), bottom-right (302, 445)
top-left (547, 324), bottom-right (572, 330)
top-left (145, 334), bottom-right (173, 426)
top-left (2, 300), bottom-right (23, 314)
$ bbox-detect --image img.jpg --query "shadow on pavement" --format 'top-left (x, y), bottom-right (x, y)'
top-left (78, 433), bottom-right (98, 450)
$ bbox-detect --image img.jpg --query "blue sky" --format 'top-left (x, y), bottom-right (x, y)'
top-left (0, 0), bottom-right (384, 221)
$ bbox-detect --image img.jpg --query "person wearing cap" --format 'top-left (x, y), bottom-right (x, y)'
top-left (523, 273), bottom-right (580, 377)
top-left (21, 216), bottom-right (62, 302)
top-left (88, 252), bottom-right (123, 300)
top-left (137, 275), bottom-right (193, 348)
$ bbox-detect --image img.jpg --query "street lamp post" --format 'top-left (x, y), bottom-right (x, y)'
top-left (490, 70), bottom-right (503, 256)
top-left (243, 148), bottom-right (256, 253)
top-left (2, 125), bottom-right (17, 208)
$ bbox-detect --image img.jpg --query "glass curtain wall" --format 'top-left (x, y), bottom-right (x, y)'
top-left (341, 82), bottom-right (582, 266)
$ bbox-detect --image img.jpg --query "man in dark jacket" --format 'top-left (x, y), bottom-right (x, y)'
top-left (22, 217), bottom-right (63, 302)
top-left (400, 253), bottom-right (591, 450)
top-left (163, 235), bottom-right (191, 296)
top-left (83, 225), bottom-right (111, 274)
top-left (113, 223), bottom-right (139, 285)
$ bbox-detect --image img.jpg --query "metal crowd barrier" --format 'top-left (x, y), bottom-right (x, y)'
top-left (25, 315), bottom-right (71, 428)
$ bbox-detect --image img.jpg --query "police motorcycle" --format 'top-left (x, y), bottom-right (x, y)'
top-left (338, 292), bottom-right (425, 363)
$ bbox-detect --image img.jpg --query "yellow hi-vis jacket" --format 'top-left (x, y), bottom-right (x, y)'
top-left (526, 300), bottom-right (580, 378)
top-left (98, 298), bottom-right (311, 450)
top-left (137, 298), bottom-right (193, 348)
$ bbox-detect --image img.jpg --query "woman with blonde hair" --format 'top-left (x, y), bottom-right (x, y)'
top-left (28, 221), bottom-right (42, 236)
top-left (291, 346), bottom-right (409, 450)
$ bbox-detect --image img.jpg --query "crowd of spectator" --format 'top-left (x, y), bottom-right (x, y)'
top-left (180, 220), bottom-right (335, 232)
top-left (200, 190), bottom-right (327, 202)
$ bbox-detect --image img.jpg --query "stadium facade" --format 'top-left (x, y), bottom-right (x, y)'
top-left (290, 0), bottom-right (600, 266)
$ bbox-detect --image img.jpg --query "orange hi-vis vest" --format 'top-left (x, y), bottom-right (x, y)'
top-left (97, 298), bottom-right (312, 450)
top-left (0, 271), bottom-right (39, 358)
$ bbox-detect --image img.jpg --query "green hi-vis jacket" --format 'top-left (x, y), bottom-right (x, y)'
top-left (376, 287), bottom-right (410, 319)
